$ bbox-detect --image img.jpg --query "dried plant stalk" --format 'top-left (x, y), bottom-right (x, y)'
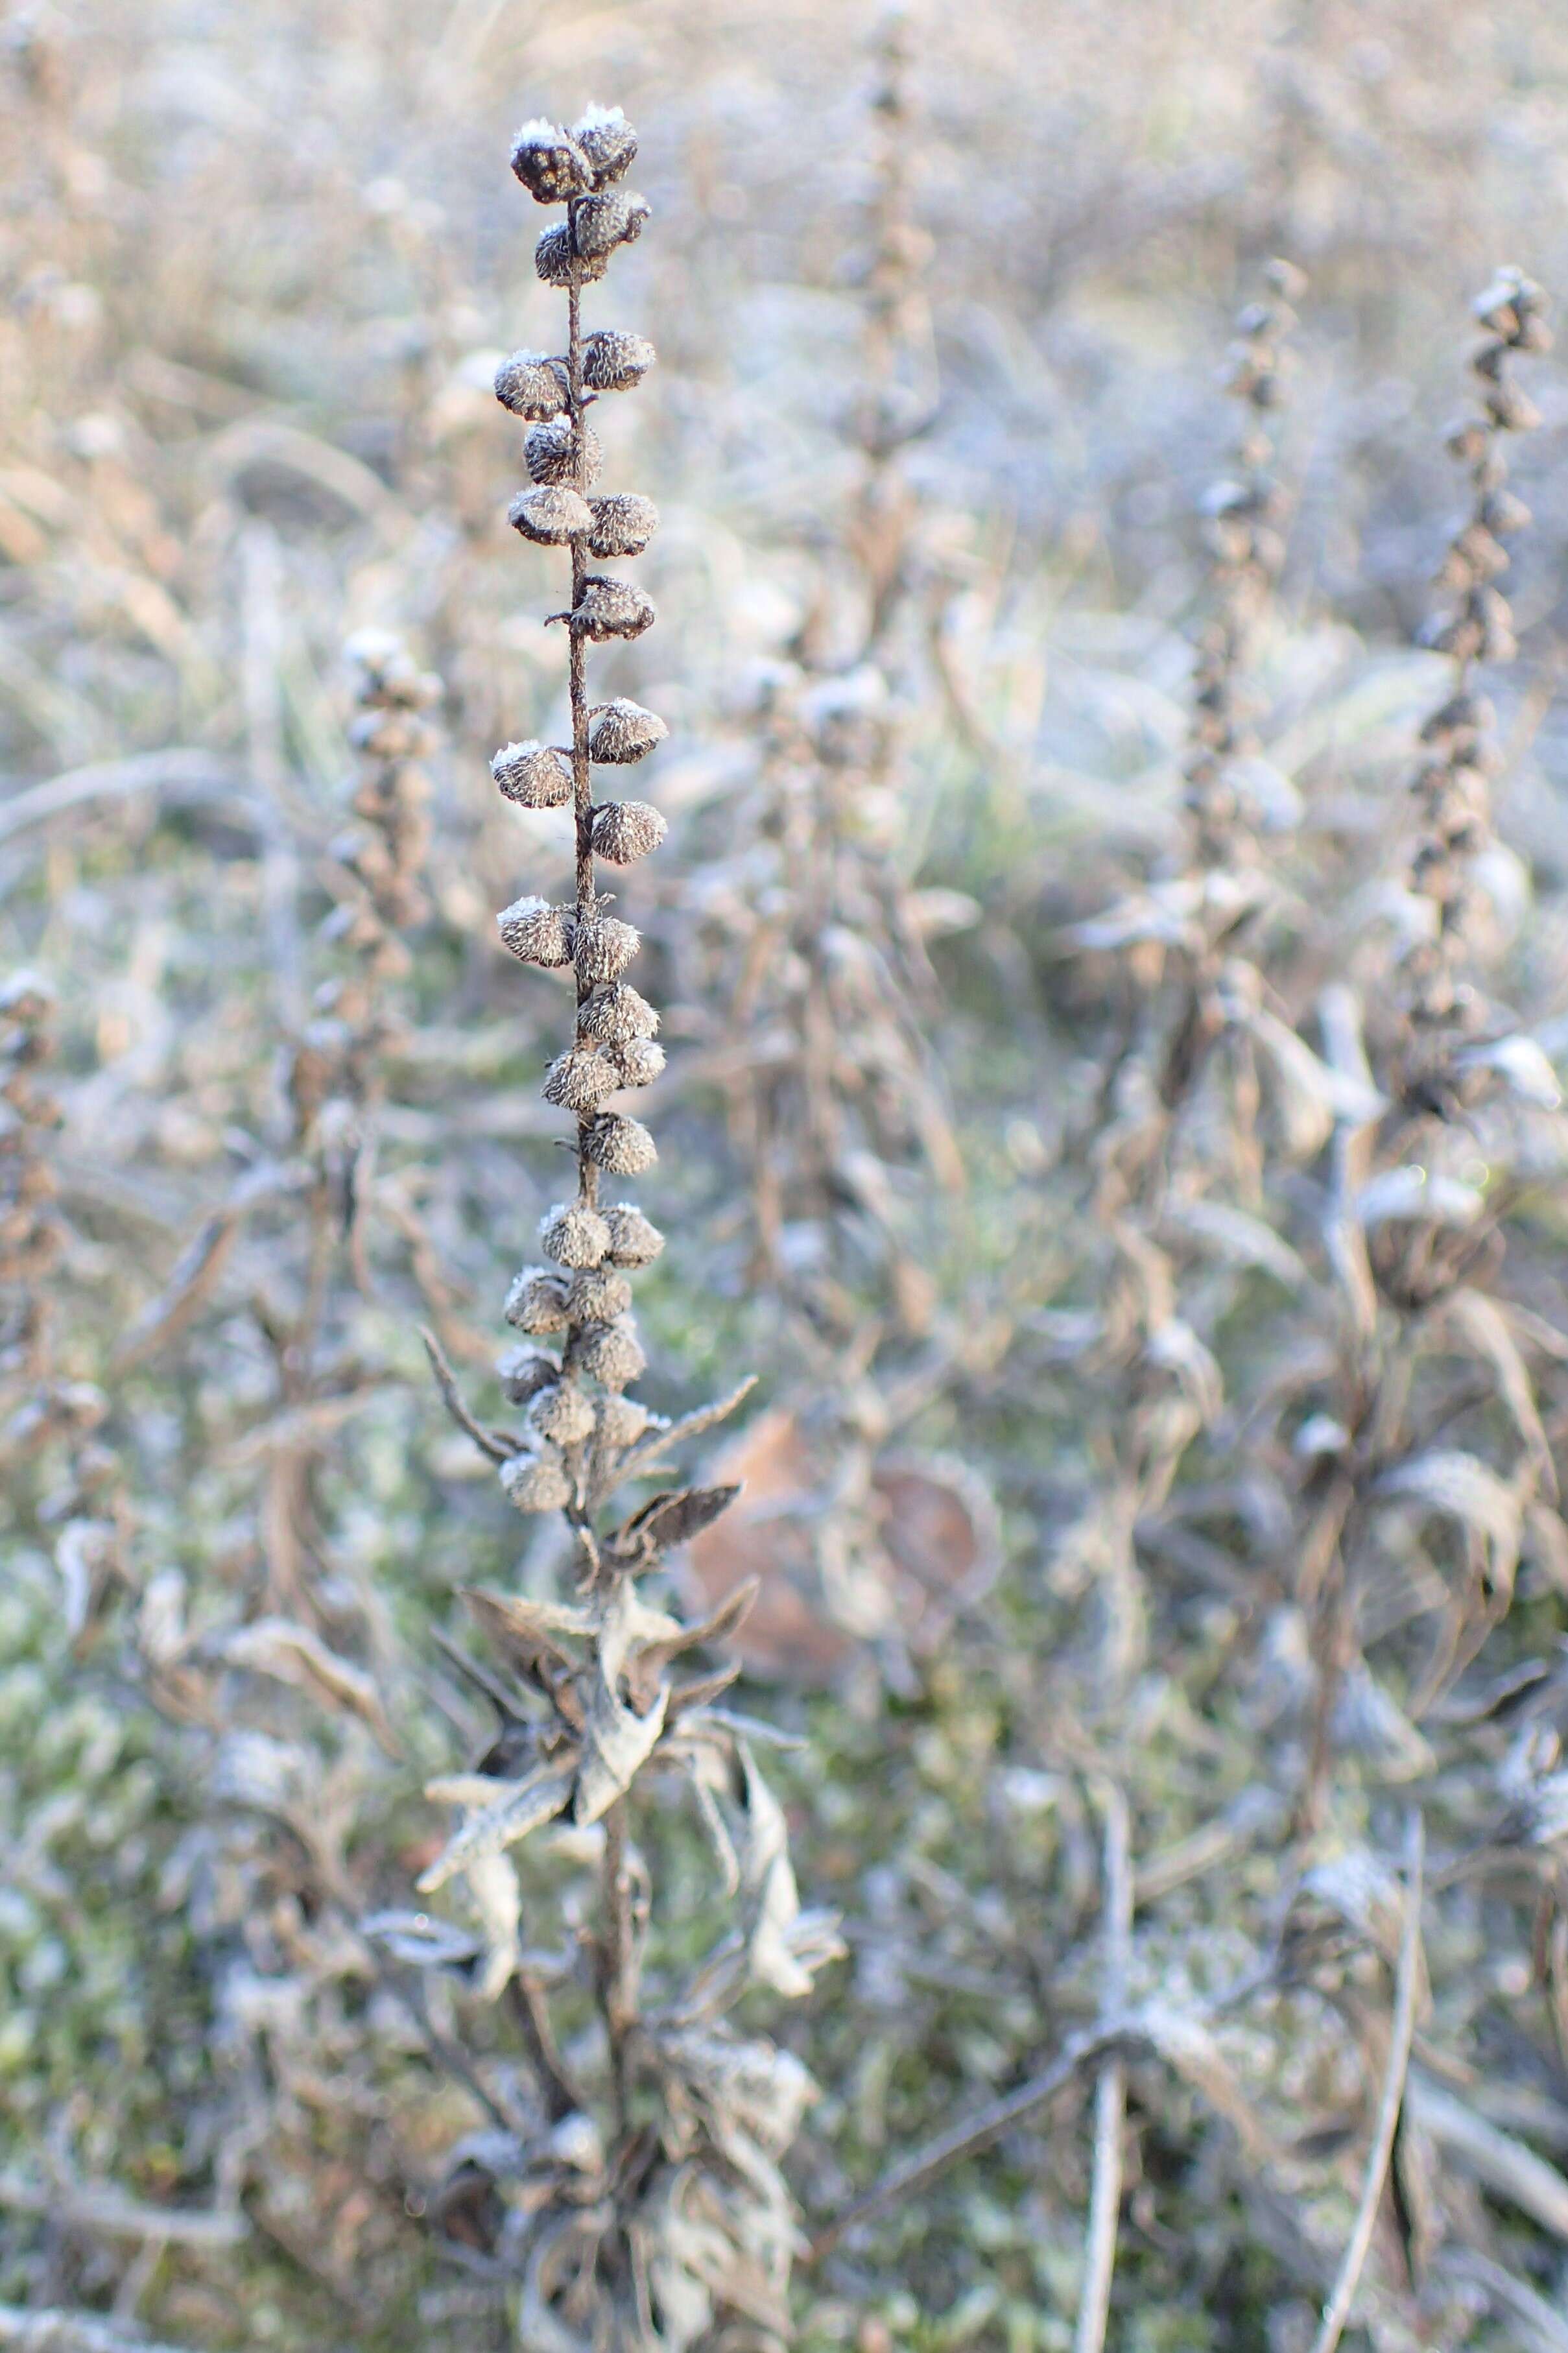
top-left (388, 102), bottom-right (841, 2348)
top-left (1291, 267), bottom-right (1558, 1828)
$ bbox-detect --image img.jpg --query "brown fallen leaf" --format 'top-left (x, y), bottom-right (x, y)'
top-left (685, 1408), bottom-right (999, 1684)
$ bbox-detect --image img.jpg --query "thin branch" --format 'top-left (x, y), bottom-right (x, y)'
top-left (420, 1325), bottom-right (514, 1464)
top-left (1308, 1807), bottom-right (1425, 2353)
top-left (1074, 1780), bottom-right (1134, 2353)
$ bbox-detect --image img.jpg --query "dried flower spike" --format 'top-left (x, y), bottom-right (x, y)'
top-left (390, 101), bottom-right (838, 2350)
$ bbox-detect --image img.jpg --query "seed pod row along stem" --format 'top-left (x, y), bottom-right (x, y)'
top-left (396, 101), bottom-right (840, 2348)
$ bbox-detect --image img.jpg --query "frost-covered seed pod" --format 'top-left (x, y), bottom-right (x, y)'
top-left (602, 1202), bottom-right (665, 1267)
top-left (582, 1112), bottom-right (657, 1175)
top-left (497, 897), bottom-right (573, 967)
top-left (510, 119), bottom-right (593, 202)
top-left (538, 1202), bottom-right (612, 1269)
top-left (591, 800), bottom-right (666, 866)
top-left (536, 222), bottom-right (607, 289)
top-left (567, 1266), bottom-right (634, 1322)
top-left (543, 1046), bottom-right (622, 1112)
top-left (612, 1038), bottom-right (665, 1089)
top-left (572, 191), bottom-right (649, 258)
top-left (571, 913), bottom-right (641, 983)
top-left (1486, 381), bottom-right (1542, 433)
top-left (510, 484), bottom-right (594, 545)
top-left (582, 328), bottom-right (656, 393)
top-left (526, 416), bottom-right (603, 489)
top-left (589, 699), bottom-right (667, 764)
top-left (497, 1346), bottom-right (560, 1405)
top-left (596, 1392), bottom-right (652, 1449)
top-left (499, 1450), bottom-right (574, 1512)
top-left (572, 576), bottom-right (656, 641)
top-left (495, 351), bottom-right (570, 419)
top-left (586, 493), bottom-right (659, 560)
top-left (580, 983), bottom-right (659, 1045)
top-left (571, 104), bottom-right (637, 187)
top-left (570, 1317), bottom-right (647, 1391)
top-left (350, 710), bottom-right (434, 759)
top-left (528, 1381), bottom-right (597, 1446)
top-left (504, 1267), bottom-right (571, 1333)
top-left (492, 742), bottom-right (574, 808)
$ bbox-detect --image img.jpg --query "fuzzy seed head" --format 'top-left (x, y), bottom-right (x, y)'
top-left (510, 119), bottom-right (593, 202)
top-left (504, 1266), bottom-right (571, 1333)
top-left (582, 328), bottom-right (656, 393)
top-left (571, 104), bottom-right (637, 187)
top-left (527, 1380), bottom-right (597, 1446)
top-left (573, 575), bottom-right (656, 641)
top-left (535, 221), bottom-right (607, 289)
top-left (571, 911), bottom-right (641, 984)
top-left (499, 1450), bottom-right (574, 1512)
top-left (596, 1393), bottom-right (652, 1449)
top-left (580, 983), bottom-right (659, 1045)
top-left (586, 492), bottom-right (659, 559)
top-left (543, 1045), bottom-right (622, 1112)
top-left (611, 1037), bottom-right (665, 1089)
top-left (602, 1203), bottom-right (665, 1268)
top-left (492, 741), bottom-right (573, 808)
top-left (588, 699), bottom-right (667, 764)
top-left (494, 351), bottom-right (570, 419)
top-left (572, 190), bottom-right (649, 259)
top-left (497, 1345), bottom-right (560, 1405)
top-left (497, 896), bottom-right (573, 967)
top-left (567, 1265), bottom-right (634, 1322)
top-left (538, 1201), bottom-right (612, 1269)
top-left (526, 416), bottom-right (603, 488)
top-left (582, 1112), bottom-right (657, 1175)
top-left (509, 484), bottom-right (594, 545)
top-left (591, 799), bottom-right (666, 866)
top-left (569, 1315), bottom-right (647, 1391)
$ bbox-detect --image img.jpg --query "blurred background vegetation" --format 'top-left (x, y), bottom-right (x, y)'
top-left (6, 1), bottom-right (1568, 2348)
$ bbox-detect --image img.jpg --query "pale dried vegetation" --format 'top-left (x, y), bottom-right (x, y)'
top-left (8, 5), bottom-right (1568, 2352)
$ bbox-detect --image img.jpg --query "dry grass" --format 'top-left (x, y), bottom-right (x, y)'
top-left (6, 5), bottom-right (1568, 2350)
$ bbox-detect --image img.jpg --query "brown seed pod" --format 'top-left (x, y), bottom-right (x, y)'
top-left (510, 119), bottom-right (593, 203)
top-left (497, 1346), bottom-right (560, 1405)
top-left (349, 709), bottom-right (436, 759)
top-left (567, 1266), bottom-right (634, 1322)
top-left (582, 328), bottom-right (656, 392)
top-left (509, 484), bottom-right (594, 545)
top-left (580, 983), bottom-right (660, 1045)
top-left (536, 222), bottom-right (607, 288)
top-left (528, 1381), bottom-right (597, 1446)
top-left (505, 1266), bottom-right (571, 1334)
top-left (602, 1202), bottom-right (665, 1267)
top-left (495, 351), bottom-right (571, 419)
top-left (569, 1316), bottom-right (647, 1391)
top-left (497, 897), bottom-right (573, 967)
top-left (572, 191), bottom-right (649, 259)
top-left (538, 1201), bottom-right (612, 1269)
top-left (526, 416), bottom-right (603, 488)
top-left (572, 576), bottom-right (656, 640)
top-left (589, 700), bottom-right (667, 765)
top-left (610, 1038), bottom-right (665, 1089)
top-left (492, 742), bottom-right (574, 808)
top-left (591, 800), bottom-right (666, 866)
top-left (499, 1451), bottom-right (574, 1512)
top-left (543, 1045), bottom-right (622, 1112)
top-left (571, 104), bottom-right (637, 188)
top-left (586, 493), bottom-right (659, 558)
top-left (1486, 380), bottom-right (1542, 434)
top-left (571, 912), bottom-right (641, 983)
top-left (582, 1112), bottom-right (657, 1175)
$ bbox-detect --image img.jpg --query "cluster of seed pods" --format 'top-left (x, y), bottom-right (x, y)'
top-left (490, 107), bottom-right (674, 1523)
